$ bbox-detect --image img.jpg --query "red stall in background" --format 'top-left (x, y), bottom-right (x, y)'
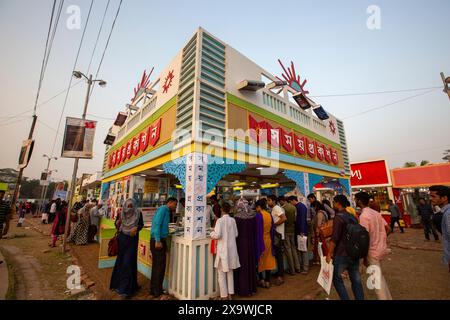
top-left (350, 159), bottom-right (411, 227)
top-left (350, 159), bottom-right (391, 187)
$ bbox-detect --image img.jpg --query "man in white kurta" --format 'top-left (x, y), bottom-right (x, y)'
top-left (210, 202), bottom-right (240, 299)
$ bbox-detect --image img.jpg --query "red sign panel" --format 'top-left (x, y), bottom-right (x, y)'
top-left (350, 160), bottom-right (390, 187)
top-left (281, 129), bottom-right (294, 152)
top-left (331, 149), bottom-right (339, 165)
top-left (247, 114), bottom-right (341, 166)
top-left (316, 142), bottom-right (325, 161)
top-left (249, 115), bottom-right (267, 144)
top-left (325, 147), bottom-right (332, 163)
top-left (267, 123), bottom-right (280, 147)
top-left (294, 134), bottom-right (306, 155)
top-left (306, 138), bottom-right (316, 158)
top-left (108, 117), bottom-right (163, 170)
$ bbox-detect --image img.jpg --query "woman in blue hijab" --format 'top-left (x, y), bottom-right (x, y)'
top-left (110, 198), bottom-right (144, 299)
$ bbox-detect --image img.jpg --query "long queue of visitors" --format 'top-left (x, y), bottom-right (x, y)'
top-left (1, 184), bottom-right (448, 301)
top-left (84, 186), bottom-right (450, 300)
top-left (103, 184), bottom-right (450, 300)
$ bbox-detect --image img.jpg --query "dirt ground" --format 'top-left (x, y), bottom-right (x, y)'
top-left (2, 216), bottom-right (449, 300)
top-left (66, 223), bottom-right (450, 300)
top-left (0, 216), bottom-right (94, 300)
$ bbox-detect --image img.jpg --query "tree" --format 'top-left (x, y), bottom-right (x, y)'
top-left (443, 149), bottom-right (450, 162)
top-left (19, 179), bottom-right (41, 199)
top-left (403, 162), bottom-right (417, 168)
top-left (403, 160), bottom-right (430, 168)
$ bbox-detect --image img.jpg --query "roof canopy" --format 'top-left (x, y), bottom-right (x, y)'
top-left (391, 163), bottom-right (450, 188)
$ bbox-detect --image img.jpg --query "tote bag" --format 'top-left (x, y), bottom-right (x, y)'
top-left (316, 242), bottom-right (334, 295)
top-left (297, 235), bottom-right (308, 252)
top-left (108, 233), bottom-right (119, 257)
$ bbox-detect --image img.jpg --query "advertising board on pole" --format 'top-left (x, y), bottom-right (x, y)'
top-left (61, 117), bottom-right (97, 159)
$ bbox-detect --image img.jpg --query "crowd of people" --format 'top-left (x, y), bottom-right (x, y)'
top-left (15, 196), bottom-right (107, 248)
top-left (104, 184), bottom-right (450, 301)
top-left (2, 182), bottom-right (449, 300)
top-left (214, 188), bottom-right (449, 301)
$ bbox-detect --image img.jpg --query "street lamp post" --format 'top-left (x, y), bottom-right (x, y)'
top-left (62, 72), bottom-right (106, 253)
top-left (38, 154), bottom-right (57, 214)
top-left (42, 169), bottom-right (57, 209)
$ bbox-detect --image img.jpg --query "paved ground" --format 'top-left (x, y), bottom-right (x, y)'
top-left (1, 216), bottom-right (449, 300)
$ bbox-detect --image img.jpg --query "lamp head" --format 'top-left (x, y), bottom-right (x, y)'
top-left (98, 80), bottom-right (107, 87)
top-left (72, 71), bottom-right (83, 79)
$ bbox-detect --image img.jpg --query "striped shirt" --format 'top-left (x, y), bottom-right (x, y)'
top-left (0, 200), bottom-right (11, 224)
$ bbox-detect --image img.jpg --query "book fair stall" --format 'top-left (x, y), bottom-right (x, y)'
top-left (98, 28), bottom-right (351, 300)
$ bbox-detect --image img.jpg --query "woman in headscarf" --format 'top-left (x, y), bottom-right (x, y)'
top-left (110, 198), bottom-right (144, 299)
top-left (255, 199), bottom-right (276, 289)
top-left (233, 197), bottom-right (259, 296)
top-left (67, 202), bottom-right (94, 245)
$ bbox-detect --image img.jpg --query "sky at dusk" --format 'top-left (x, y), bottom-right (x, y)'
top-left (0, 0), bottom-right (449, 182)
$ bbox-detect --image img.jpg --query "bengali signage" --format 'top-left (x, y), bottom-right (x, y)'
top-left (108, 118), bottom-right (161, 169)
top-left (248, 114), bottom-right (339, 166)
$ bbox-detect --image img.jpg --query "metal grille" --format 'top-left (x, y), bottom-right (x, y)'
top-left (199, 32), bottom-right (226, 144)
top-left (336, 119), bottom-right (350, 174)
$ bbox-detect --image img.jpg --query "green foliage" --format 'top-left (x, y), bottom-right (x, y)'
top-left (403, 162), bottom-right (417, 168)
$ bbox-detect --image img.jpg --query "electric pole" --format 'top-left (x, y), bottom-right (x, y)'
top-left (62, 72), bottom-right (106, 252)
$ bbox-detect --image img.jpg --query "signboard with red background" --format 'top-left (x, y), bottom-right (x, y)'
top-left (248, 114), bottom-right (340, 166)
top-left (350, 159), bottom-right (391, 187)
top-left (108, 118), bottom-right (161, 170)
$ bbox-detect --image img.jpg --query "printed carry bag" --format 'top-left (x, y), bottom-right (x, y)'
top-left (316, 242), bottom-right (334, 295)
top-left (297, 235), bottom-right (308, 252)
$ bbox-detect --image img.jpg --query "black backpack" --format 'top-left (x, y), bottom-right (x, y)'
top-left (339, 213), bottom-right (370, 260)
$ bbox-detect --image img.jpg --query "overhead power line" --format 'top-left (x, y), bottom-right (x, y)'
top-left (342, 88), bottom-right (439, 120)
top-left (87, 113), bottom-right (115, 120)
top-left (89, 0), bottom-right (123, 99)
top-left (86, 0), bottom-right (111, 75)
top-left (310, 85), bottom-right (442, 98)
top-left (50, 0), bottom-right (95, 157)
top-left (0, 81), bottom-right (82, 120)
top-left (32, 0), bottom-right (64, 116)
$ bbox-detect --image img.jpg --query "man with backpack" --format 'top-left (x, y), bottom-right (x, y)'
top-left (356, 192), bottom-right (392, 300)
top-left (326, 195), bottom-right (365, 300)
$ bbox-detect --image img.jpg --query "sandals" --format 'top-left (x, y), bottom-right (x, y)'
top-left (275, 278), bottom-right (284, 286)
